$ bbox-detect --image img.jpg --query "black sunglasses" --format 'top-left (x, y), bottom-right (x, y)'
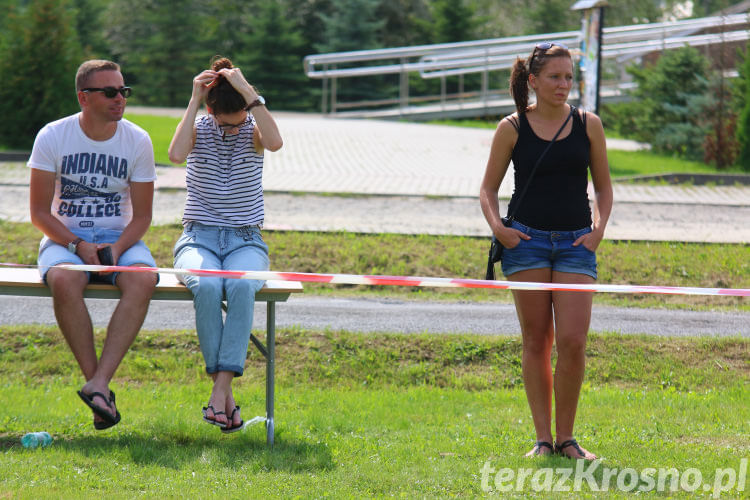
top-left (530, 42), bottom-right (569, 67)
top-left (217, 117), bottom-right (251, 131)
top-left (82, 86), bottom-right (132, 98)
top-left (536, 42), bottom-right (568, 51)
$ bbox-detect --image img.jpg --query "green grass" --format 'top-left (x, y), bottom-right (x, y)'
top-left (426, 118), bottom-right (749, 177)
top-left (2, 221), bottom-right (748, 311)
top-left (124, 113), bottom-right (181, 166)
top-left (606, 149), bottom-right (742, 178)
top-left (0, 326), bottom-right (747, 498)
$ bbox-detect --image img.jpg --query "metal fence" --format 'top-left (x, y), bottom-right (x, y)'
top-left (303, 13), bottom-right (749, 119)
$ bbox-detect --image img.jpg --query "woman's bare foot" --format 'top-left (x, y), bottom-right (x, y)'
top-left (525, 441), bottom-right (554, 457)
top-left (555, 439), bottom-right (597, 460)
top-left (225, 394), bottom-right (242, 429)
top-left (202, 390), bottom-right (228, 427)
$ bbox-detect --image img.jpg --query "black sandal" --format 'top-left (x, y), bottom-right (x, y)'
top-left (77, 389), bottom-right (121, 426)
top-left (555, 439), bottom-right (594, 460)
top-left (221, 406), bottom-right (245, 434)
top-left (528, 441), bottom-right (554, 456)
top-left (202, 405), bottom-right (227, 428)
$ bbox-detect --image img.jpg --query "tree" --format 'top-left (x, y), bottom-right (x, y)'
top-left (292, 0), bottom-right (334, 55)
top-left (377, 0), bottom-right (432, 48)
top-left (432, 0), bottom-right (475, 43)
top-left (0, 0), bottom-right (82, 149)
top-left (104, 0), bottom-right (208, 106)
top-left (627, 46), bottom-right (710, 157)
top-left (71, 0), bottom-right (111, 58)
top-left (736, 42), bottom-right (750, 171)
top-left (703, 72), bottom-right (739, 169)
top-left (244, 1), bottom-right (311, 110)
top-left (527, 0), bottom-right (578, 34)
top-left (316, 0), bottom-right (385, 104)
top-left (691, 0), bottom-right (735, 17)
top-left (316, 0), bottom-right (383, 54)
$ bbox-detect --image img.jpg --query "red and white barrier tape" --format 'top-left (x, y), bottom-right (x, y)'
top-left (43, 263), bottom-right (750, 297)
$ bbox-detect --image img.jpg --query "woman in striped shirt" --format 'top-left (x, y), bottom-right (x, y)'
top-left (168, 57), bottom-right (282, 433)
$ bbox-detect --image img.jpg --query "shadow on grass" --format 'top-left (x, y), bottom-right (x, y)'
top-left (0, 430), bottom-right (334, 473)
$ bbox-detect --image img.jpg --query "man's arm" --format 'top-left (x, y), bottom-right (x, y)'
top-left (29, 169), bottom-right (99, 263)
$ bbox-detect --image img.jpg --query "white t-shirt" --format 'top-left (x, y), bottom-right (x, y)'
top-left (28, 113), bottom-right (156, 231)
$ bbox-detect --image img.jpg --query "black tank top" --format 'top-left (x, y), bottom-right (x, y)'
top-left (507, 107), bottom-right (592, 231)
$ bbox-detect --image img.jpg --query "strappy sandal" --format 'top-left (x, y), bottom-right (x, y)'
top-left (555, 438), bottom-right (595, 460)
top-left (527, 441), bottom-right (554, 457)
top-left (221, 406), bottom-right (244, 434)
top-left (202, 404), bottom-right (227, 428)
top-left (78, 389), bottom-right (121, 427)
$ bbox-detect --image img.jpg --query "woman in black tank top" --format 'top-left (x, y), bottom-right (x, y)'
top-left (479, 43), bottom-right (613, 460)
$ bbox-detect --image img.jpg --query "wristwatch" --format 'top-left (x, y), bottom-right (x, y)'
top-left (245, 95), bottom-right (266, 110)
top-left (67, 237), bottom-right (82, 254)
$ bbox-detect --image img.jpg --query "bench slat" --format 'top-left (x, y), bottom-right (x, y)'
top-left (0, 267), bottom-right (303, 301)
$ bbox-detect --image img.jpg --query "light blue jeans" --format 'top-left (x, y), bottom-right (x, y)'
top-left (173, 222), bottom-right (269, 376)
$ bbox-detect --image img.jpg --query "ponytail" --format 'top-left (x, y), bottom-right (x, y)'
top-left (510, 57), bottom-right (530, 114)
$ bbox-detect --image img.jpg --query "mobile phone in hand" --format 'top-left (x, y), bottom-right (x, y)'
top-left (97, 246), bottom-right (113, 266)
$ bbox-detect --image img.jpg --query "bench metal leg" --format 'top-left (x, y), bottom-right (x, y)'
top-left (266, 301), bottom-right (275, 447)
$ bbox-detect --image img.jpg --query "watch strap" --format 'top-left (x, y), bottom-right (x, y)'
top-left (245, 96), bottom-right (265, 110)
top-left (68, 237), bottom-right (82, 253)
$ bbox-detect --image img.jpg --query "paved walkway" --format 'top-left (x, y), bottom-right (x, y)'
top-left (2, 110), bottom-right (749, 242)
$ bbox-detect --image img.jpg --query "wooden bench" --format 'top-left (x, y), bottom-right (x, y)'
top-left (0, 267), bottom-right (303, 446)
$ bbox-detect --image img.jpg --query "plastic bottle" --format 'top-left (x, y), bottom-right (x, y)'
top-left (20, 432), bottom-right (53, 449)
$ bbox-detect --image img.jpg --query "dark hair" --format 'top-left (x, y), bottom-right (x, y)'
top-left (509, 44), bottom-right (571, 114)
top-left (205, 56), bottom-right (248, 115)
top-left (76, 60), bottom-right (120, 91)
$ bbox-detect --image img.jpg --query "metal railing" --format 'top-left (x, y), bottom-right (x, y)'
top-left (303, 13), bottom-right (749, 118)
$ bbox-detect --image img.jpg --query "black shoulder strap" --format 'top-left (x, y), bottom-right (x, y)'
top-left (570, 105), bottom-right (586, 128)
top-left (504, 115), bottom-right (520, 132)
top-left (506, 106), bottom-right (574, 222)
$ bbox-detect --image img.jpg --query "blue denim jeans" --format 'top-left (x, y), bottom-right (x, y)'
top-left (174, 222), bottom-right (269, 376)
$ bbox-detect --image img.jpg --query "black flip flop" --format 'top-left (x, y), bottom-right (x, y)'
top-left (221, 406), bottom-right (244, 434)
top-left (77, 390), bottom-right (121, 426)
top-left (529, 440), bottom-right (554, 456)
top-left (555, 438), bottom-right (593, 460)
top-left (202, 405), bottom-right (228, 428)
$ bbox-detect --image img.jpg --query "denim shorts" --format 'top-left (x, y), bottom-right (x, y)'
top-left (500, 220), bottom-right (597, 279)
top-left (38, 227), bottom-right (157, 285)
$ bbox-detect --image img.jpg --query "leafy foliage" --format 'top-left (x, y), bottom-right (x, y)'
top-left (244, 1), bottom-right (311, 110)
top-left (316, 0), bottom-right (386, 104)
top-left (736, 41), bottom-right (750, 171)
top-left (0, 0), bottom-right (82, 149)
top-left (615, 47), bottom-right (712, 160)
top-left (432, 0), bottom-right (475, 43)
top-left (702, 73), bottom-right (740, 169)
top-left (104, 0), bottom-right (208, 107)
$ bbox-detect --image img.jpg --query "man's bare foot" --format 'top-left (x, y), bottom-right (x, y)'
top-left (525, 441), bottom-right (554, 457)
top-left (555, 439), bottom-right (597, 460)
top-left (80, 381), bottom-right (118, 420)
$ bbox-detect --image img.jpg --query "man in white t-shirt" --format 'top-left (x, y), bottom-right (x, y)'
top-left (28, 60), bottom-right (158, 430)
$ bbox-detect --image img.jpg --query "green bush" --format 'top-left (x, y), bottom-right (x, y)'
top-left (627, 46), bottom-right (709, 158)
top-left (0, 0), bottom-right (82, 149)
top-left (736, 41), bottom-right (750, 171)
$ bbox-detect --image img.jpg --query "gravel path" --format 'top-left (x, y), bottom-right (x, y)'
top-left (2, 181), bottom-right (748, 243)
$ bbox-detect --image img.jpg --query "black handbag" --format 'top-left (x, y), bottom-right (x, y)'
top-left (485, 107), bottom-right (576, 280)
